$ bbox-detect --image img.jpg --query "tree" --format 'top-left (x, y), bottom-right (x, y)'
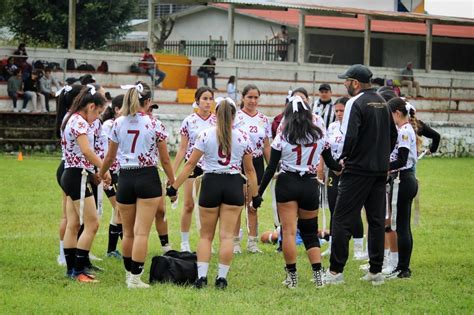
top-left (6, 0), bottom-right (138, 49)
top-left (153, 16), bottom-right (175, 51)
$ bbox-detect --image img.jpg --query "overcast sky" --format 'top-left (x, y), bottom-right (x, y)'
top-left (425, 0), bottom-right (474, 18)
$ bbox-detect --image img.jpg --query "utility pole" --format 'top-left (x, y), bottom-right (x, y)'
top-left (68, 0), bottom-right (76, 52)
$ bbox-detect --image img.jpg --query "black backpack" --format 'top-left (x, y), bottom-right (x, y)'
top-left (149, 250), bottom-right (197, 285)
top-left (66, 58), bottom-right (77, 70)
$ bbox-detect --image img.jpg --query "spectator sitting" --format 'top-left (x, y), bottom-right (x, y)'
top-left (13, 43), bottom-right (32, 78)
top-left (401, 62), bottom-right (423, 98)
top-left (1, 57), bottom-right (18, 81)
top-left (139, 47), bottom-right (166, 87)
top-left (7, 69), bottom-right (26, 112)
top-left (23, 70), bottom-right (46, 113)
top-left (227, 75), bottom-right (238, 101)
top-left (39, 68), bottom-right (61, 112)
top-left (197, 56), bottom-right (217, 90)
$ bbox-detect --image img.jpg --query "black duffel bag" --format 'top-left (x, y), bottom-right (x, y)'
top-left (149, 250), bottom-right (197, 285)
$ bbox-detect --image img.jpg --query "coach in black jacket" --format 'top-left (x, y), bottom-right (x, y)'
top-left (324, 64), bottom-right (397, 285)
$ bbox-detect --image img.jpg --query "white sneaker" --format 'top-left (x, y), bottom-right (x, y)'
top-left (382, 264), bottom-right (397, 275)
top-left (57, 255), bottom-right (66, 266)
top-left (321, 247), bottom-right (331, 257)
top-left (247, 238), bottom-right (262, 253)
top-left (13, 108), bottom-right (20, 113)
top-left (282, 268), bottom-right (297, 289)
top-left (360, 272), bottom-right (385, 286)
top-left (233, 240), bottom-right (242, 254)
top-left (162, 244), bottom-right (172, 253)
top-left (323, 269), bottom-right (344, 285)
top-left (181, 241), bottom-right (191, 252)
top-left (127, 272), bottom-right (150, 289)
top-left (89, 252), bottom-right (103, 261)
top-left (21, 108), bottom-right (31, 113)
top-left (312, 269), bottom-right (324, 288)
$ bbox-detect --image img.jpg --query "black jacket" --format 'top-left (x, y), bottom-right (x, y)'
top-left (340, 88), bottom-right (397, 176)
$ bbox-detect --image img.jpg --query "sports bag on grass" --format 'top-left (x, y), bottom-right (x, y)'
top-left (149, 250), bottom-right (197, 285)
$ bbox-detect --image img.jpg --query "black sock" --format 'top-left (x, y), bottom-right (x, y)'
top-left (159, 234), bottom-right (169, 246)
top-left (312, 263), bottom-right (322, 271)
top-left (117, 224), bottom-right (123, 240)
top-left (131, 260), bottom-right (145, 275)
top-left (107, 224), bottom-right (119, 253)
top-left (123, 256), bottom-right (132, 272)
top-left (75, 248), bottom-right (89, 272)
top-left (64, 248), bottom-right (76, 272)
top-left (77, 224), bottom-right (84, 240)
top-left (286, 263), bottom-right (296, 272)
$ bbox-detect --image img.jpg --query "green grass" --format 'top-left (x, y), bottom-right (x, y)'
top-left (0, 156), bottom-right (473, 314)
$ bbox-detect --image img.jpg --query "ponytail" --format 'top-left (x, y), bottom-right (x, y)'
top-left (121, 81), bottom-right (151, 116)
top-left (216, 100), bottom-right (236, 155)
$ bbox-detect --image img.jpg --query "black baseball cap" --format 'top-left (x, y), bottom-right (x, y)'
top-left (338, 64), bottom-right (373, 83)
top-left (318, 83), bottom-right (331, 91)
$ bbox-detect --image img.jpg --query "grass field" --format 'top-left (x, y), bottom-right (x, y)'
top-left (1, 155), bottom-right (473, 314)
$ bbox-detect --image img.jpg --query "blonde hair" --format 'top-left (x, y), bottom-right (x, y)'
top-left (121, 81), bottom-right (151, 116)
top-left (216, 100), bottom-right (236, 155)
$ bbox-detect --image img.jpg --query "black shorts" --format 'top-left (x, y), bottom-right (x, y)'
top-left (56, 160), bottom-right (65, 187)
top-left (199, 173), bottom-right (246, 208)
top-left (116, 167), bottom-right (162, 204)
top-left (242, 155), bottom-right (264, 185)
top-left (60, 167), bottom-right (94, 201)
top-left (275, 172), bottom-right (319, 211)
top-left (104, 172), bottom-right (119, 198)
top-left (188, 163), bottom-right (204, 179)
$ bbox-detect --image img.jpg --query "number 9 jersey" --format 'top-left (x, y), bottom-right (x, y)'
top-left (193, 126), bottom-right (254, 174)
top-left (109, 112), bottom-right (168, 168)
top-left (271, 132), bottom-right (329, 175)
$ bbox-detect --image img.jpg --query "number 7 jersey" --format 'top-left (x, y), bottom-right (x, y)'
top-left (271, 132), bottom-right (329, 175)
top-left (109, 112), bottom-right (168, 168)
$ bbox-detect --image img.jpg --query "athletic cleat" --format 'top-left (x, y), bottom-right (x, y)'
top-left (382, 264), bottom-right (397, 275)
top-left (215, 277), bottom-right (228, 290)
top-left (107, 250), bottom-right (122, 259)
top-left (57, 255), bottom-right (66, 266)
top-left (397, 269), bottom-right (412, 279)
top-left (194, 277), bottom-right (208, 289)
top-left (181, 241), bottom-right (191, 252)
top-left (89, 252), bottom-right (103, 261)
top-left (321, 247), bottom-right (331, 257)
top-left (75, 272), bottom-right (99, 283)
top-left (385, 268), bottom-right (411, 280)
top-left (360, 272), bottom-right (385, 286)
top-left (127, 272), bottom-right (150, 289)
top-left (162, 244), bottom-right (172, 253)
top-left (247, 241), bottom-right (263, 253)
top-left (322, 269), bottom-right (344, 285)
top-left (233, 243), bottom-right (242, 254)
top-left (312, 269), bottom-right (324, 288)
top-left (86, 264), bottom-right (104, 273)
top-left (284, 269), bottom-right (298, 289)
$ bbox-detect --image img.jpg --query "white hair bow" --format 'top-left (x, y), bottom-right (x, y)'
top-left (288, 95), bottom-right (308, 113)
top-left (215, 96), bottom-right (236, 109)
top-left (120, 83), bottom-right (144, 98)
top-left (192, 101), bottom-right (199, 108)
top-left (55, 85), bottom-right (72, 97)
top-left (405, 101), bottom-right (416, 113)
top-left (285, 90), bottom-right (292, 103)
top-left (87, 84), bottom-right (96, 95)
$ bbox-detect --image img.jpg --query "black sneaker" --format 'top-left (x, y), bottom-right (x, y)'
top-left (397, 269), bottom-right (412, 279)
top-left (215, 277), bottom-right (228, 290)
top-left (86, 264), bottom-right (105, 273)
top-left (194, 277), bottom-right (208, 289)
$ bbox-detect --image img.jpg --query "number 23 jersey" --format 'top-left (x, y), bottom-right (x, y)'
top-left (109, 112), bottom-right (168, 168)
top-left (193, 126), bottom-right (254, 174)
top-left (272, 132), bottom-right (329, 175)
top-left (234, 110), bottom-right (271, 158)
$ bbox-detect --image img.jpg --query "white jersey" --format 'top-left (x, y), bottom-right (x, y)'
top-left (234, 110), bottom-right (271, 158)
top-left (327, 120), bottom-right (344, 159)
top-left (276, 113), bottom-right (326, 137)
top-left (60, 112), bottom-right (70, 161)
top-left (180, 112), bottom-right (216, 164)
top-left (98, 119), bottom-right (120, 172)
top-left (271, 131), bottom-right (329, 175)
top-left (110, 112), bottom-right (168, 168)
top-left (61, 113), bottom-right (95, 171)
top-left (390, 122), bottom-right (417, 172)
top-left (193, 126), bottom-right (253, 174)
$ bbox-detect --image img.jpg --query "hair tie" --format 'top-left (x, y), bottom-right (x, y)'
top-left (288, 95), bottom-right (308, 113)
top-left (215, 96), bottom-right (236, 109)
top-left (87, 84), bottom-right (96, 95)
top-left (120, 84), bottom-right (144, 99)
top-left (405, 102), bottom-right (416, 113)
top-left (192, 101), bottom-right (199, 109)
top-left (55, 85), bottom-right (72, 97)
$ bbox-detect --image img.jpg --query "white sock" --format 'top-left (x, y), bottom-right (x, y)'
top-left (181, 232), bottom-right (189, 243)
top-left (197, 262), bottom-right (209, 279)
top-left (248, 236), bottom-right (258, 243)
top-left (390, 251), bottom-right (399, 266)
top-left (384, 249), bottom-right (390, 257)
top-left (59, 240), bottom-right (65, 260)
top-left (218, 263), bottom-right (230, 279)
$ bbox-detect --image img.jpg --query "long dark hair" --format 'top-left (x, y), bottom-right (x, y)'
top-left (61, 85), bottom-right (106, 131)
top-left (388, 97), bottom-right (422, 151)
top-left (55, 85), bottom-right (83, 137)
top-left (194, 86), bottom-right (214, 103)
top-left (240, 84), bottom-right (260, 109)
top-left (282, 100), bottom-right (322, 145)
top-left (101, 94), bottom-right (124, 122)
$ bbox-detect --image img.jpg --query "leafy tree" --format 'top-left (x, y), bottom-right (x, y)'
top-left (6, 0), bottom-right (138, 49)
top-left (153, 16), bottom-right (175, 51)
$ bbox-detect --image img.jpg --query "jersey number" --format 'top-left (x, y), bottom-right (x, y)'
top-left (218, 145), bottom-right (231, 166)
top-left (249, 126), bottom-right (258, 133)
top-left (292, 143), bottom-right (318, 165)
top-left (127, 130), bottom-right (140, 153)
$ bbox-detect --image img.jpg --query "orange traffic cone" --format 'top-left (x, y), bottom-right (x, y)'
top-left (17, 151), bottom-right (23, 161)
